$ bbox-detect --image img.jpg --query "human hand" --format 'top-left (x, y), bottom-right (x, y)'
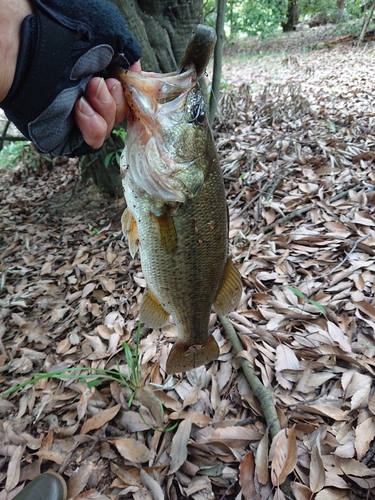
top-left (0, 0), bottom-right (141, 157)
top-left (75, 61), bottom-right (142, 150)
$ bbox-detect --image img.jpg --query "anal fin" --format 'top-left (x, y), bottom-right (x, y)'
top-left (140, 289), bottom-right (170, 329)
top-left (165, 334), bottom-right (220, 374)
top-left (122, 208), bottom-right (139, 258)
top-left (213, 258), bottom-right (242, 316)
top-left (151, 208), bottom-right (177, 252)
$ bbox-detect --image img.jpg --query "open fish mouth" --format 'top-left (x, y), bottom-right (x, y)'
top-left (118, 65), bottom-right (212, 204)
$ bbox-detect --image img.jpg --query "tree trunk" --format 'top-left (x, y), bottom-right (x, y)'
top-left (358, 0), bottom-right (375, 44)
top-left (209, 0), bottom-right (227, 127)
top-left (82, 0), bottom-right (204, 197)
top-left (337, 0), bottom-right (345, 23)
top-left (282, 0), bottom-right (298, 32)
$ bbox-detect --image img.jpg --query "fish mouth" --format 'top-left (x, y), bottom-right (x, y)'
top-left (121, 65), bottom-right (197, 113)
top-left (119, 65), bottom-right (209, 203)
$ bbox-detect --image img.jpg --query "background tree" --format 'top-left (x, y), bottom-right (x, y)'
top-left (209, 0), bottom-right (227, 126)
top-left (358, 0), bottom-right (375, 42)
top-left (282, 0), bottom-right (299, 31)
top-left (223, 0), bottom-right (287, 38)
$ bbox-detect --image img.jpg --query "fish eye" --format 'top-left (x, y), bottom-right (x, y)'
top-left (188, 102), bottom-right (205, 124)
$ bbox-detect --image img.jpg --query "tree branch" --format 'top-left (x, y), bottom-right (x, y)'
top-left (219, 315), bottom-right (280, 439)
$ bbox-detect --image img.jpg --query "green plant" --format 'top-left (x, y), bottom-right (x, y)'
top-left (104, 127), bottom-right (126, 168)
top-left (0, 141), bottom-right (50, 171)
top-left (287, 286), bottom-right (326, 314)
top-left (123, 323), bottom-right (141, 391)
top-left (227, 0), bottom-right (288, 38)
top-left (1, 324), bottom-right (142, 404)
top-left (1, 324), bottom-right (179, 433)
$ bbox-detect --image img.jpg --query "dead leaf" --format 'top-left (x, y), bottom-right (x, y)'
top-left (209, 426), bottom-right (262, 446)
top-left (341, 370), bottom-right (372, 410)
top-left (112, 437), bottom-right (151, 464)
top-left (315, 487), bottom-right (350, 500)
top-left (334, 456), bottom-right (375, 477)
top-left (291, 482), bottom-right (312, 500)
top-left (270, 427), bottom-right (297, 486)
top-left (140, 469), bottom-right (164, 500)
top-left (135, 388), bottom-right (164, 429)
top-left (169, 416), bottom-right (192, 474)
top-left (239, 450), bottom-right (256, 499)
top-left (67, 462), bottom-right (95, 498)
top-left (275, 344), bottom-right (300, 389)
top-left (327, 321), bottom-right (351, 352)
top-left (355, 300), bottom-right (375, 321)
top-left (82, 282), bottom-right (96, 298)
top-left (5, 445), bottom-right (25, 491)
top-left (355, 417), bottom-right (375, 460)
top-left (255, 433), bottom-right (269, 485)
top-left (310, 441), bottom-right (325, 493)
top-left (81, 404), bottom-right (121, 434)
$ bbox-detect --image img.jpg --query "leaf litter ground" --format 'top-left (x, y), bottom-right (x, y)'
top-left (1, 27), bottom-right (375, 500)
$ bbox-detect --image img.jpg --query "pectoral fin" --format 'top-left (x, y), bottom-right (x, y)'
top-left (122, 208), bottom-right (139, 258)
top-left (140, 289), bottom-right (170, 329)
top-left (213, 258), bottom-right (242, 316)
top-left (151, 208), bottom-right (177, 252)
top-left (165, 334), bottom-right (220, 374)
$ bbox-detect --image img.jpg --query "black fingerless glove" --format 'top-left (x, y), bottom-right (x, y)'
top-left (0, 0), bottom-right (141, 157)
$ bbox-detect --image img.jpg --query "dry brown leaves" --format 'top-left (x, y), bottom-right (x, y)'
top-left (1, 34), bottom-right (375, 500)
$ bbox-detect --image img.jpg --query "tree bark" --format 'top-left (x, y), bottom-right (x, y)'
top-left (82, 0), bottom-right (204, 196)
top-left (209, 0), bottom-right (226, 127)
top-left (358, 0), bottom-right (375, 44)
top-left (282, 0), bottom-right (298, 32)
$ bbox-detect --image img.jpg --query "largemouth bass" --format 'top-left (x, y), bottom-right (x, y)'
top-left (117, 26), bottom-right (242, 374)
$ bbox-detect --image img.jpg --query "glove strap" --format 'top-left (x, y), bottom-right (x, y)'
top-left (7, 9), bottom-right (77, 123)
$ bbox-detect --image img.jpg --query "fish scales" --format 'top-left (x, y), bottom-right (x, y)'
top-left (125, 138), bottom-right (227, 342)
top-left (117, 25), bottom-right (242, 374)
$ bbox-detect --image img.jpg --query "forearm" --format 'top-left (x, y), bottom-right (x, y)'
top-left (0, 0), bottom-right (33, 102)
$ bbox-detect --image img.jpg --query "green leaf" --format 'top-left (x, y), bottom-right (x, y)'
top-left (307, 299), bottom-right (326, 314)
top-left (286, 286), bottom-right (305, 300)
top-left (104, 152), bottom-right (115, 167)
top-left (87, 379), bottom-right (102, 388)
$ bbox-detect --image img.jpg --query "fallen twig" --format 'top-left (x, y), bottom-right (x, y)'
top-left (263, 205), bottom-right (312, 233)
top-left (326, 234), bottom-right (370, 276)
top-left (218, 477), bottom-right (238, 500)
top-left (219, 315), bottom-right (280, 439)
top-left (95, 233), bottom-right (122, 250)
top-left (263, 183), bottom-right (369, 234)
top-left (49, 176), bottom-right (80, 209)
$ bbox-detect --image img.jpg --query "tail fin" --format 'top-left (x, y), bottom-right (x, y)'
top-left (165, 334), bottom-right (220, 374)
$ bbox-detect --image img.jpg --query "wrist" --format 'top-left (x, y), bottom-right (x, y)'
top-left (0, 0), bottom-right (33, 102)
